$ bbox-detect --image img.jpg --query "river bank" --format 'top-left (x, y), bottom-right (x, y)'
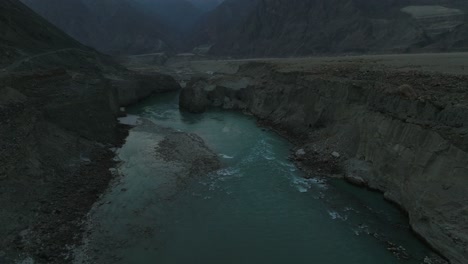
top-left (0, 48), bottom-right (180, 263)
top-left (169, 54), bottom-right (468, 264)
top-left (70, 92), bottom-right (440, 263)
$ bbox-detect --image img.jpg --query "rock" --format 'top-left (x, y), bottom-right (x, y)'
top-left (111, 72), bottom-right (181, 107)
top-left (156, 130), bottom-right (221, 176)
top-left (331, 151), bottom-right (340, 158)
top-left (424, 256), bottom-right (433, 264)
top-left (296, 149), bottom-right (306, 156)
top-left (179, 79), bottom-right (211, 113)
top-left (0, 87), bottom-right (27, 106)
top-left (345, 175), bottom-right (367, 187)
top-left (386, 84), bottom-right (418, 100)
top-left (329, 174), bottom-right (344, 179)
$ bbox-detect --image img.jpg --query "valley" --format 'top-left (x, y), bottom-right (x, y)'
top-left (1, 0), bottom-right (467, 263)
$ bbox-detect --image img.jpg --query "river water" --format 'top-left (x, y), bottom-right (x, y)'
top-left (75, 92), bottom-right (435, 264)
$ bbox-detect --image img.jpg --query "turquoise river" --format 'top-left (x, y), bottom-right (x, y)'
top-left (74, 92), bottom-right (436, 264)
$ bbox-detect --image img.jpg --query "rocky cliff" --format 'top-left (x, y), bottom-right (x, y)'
top-left (0, 1), bottom-right (180, 262)
top-left (179, 61), bottom-right (468, 264)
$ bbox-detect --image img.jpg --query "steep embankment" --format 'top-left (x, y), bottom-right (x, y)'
top-left (179, 61), bottom-right (468, 264)
top-left (0, 1), bottom-right (180, 263)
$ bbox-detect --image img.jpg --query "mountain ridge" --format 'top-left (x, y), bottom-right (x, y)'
top-left (192, 0), bottom-right (468, 56)
top-left (21, 0), bottom-right (180, 55)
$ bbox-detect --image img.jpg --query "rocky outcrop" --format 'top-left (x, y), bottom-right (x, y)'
top-left (179, 62), bottom-right (468, 264)
top-left (110, 72), bottom-right (181, 106)
top-left (179, 78), bottom-right (213, 112)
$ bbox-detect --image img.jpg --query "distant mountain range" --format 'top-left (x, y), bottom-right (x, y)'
top-left (192, 0), bottom-right (468, 56)
top-left (20, 0), bottom-right (211, 55)
top-left (189, 0), bottom-right (259, 50)
top-left (21, 0), bottom-right (468, 57)
top-left (130, 0), bottom-right (203, 32)
top-left (188, 0), bottom-right (225, 11)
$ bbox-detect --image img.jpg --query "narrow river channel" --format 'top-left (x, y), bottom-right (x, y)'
top-left (74, 92), bottom-right (435, 264)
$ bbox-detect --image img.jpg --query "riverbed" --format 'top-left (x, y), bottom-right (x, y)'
top-left (74, 92), bottom-right (436, 264)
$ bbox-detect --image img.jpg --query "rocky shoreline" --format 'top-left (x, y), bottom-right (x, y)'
top-left (72, 119), bottom-right (221, 263)
top-left (0, 60), bottom-right (180, 263)
top-left (178, 60), bottom-right (468, 264)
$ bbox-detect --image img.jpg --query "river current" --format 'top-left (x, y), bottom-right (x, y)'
top-left (75, 92), bottom-right (435, 264)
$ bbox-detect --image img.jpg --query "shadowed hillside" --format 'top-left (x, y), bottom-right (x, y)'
top-left (188, 0), bottom-right (224, 11)
top-left (132, 0), bottom-right (203, 32)
top-left (0, 0), bottom-right (85, 66)
top-left (189, 0), bottom-right (260, 52)
top-left (21, 0), bottom-right (179, 55)
top-left (192, 0), bottom-right (468, 56)
top-left (0, 1), bottom-right (180, 263)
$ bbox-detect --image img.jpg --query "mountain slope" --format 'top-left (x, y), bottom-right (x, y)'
top-left (190, 0), bottom-right (260, 51)
top-left (132, 0), bottom-right (203, 32)
top-left (21, 0), bottom-right (178, 55)
top-left (0, 0), bottom-right (85, 66)
top-left (188, 0), bottom-right (224, 11)
top-left (209, 0), bottom-right (422, 56)
top-left (198, 0), bottom-right (468, 56)
top-left (0, 1), bottom-right (179, 263)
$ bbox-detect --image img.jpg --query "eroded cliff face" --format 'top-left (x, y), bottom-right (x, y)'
top-left (0, 1), bottom-right (181, 261)
top-left (179, 62), bottom-right (468, 263)
top-left (0, 60), bottom-right (180, 263)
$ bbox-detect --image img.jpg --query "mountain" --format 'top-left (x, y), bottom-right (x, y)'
top-left (190, 0), bottom-right (260, 51)
top-left (188, 0), bottom-right (224, 11)
top-left (21, 0), bottom-right (178, 55)
top-left (0, 0), bottom-right (179, 262)
top-left (132, 0), bottom-right (203, 32)
top-left (194, 0), bottom-right (468, 56)
top-left (0, 0), bottom-right (85, 66)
